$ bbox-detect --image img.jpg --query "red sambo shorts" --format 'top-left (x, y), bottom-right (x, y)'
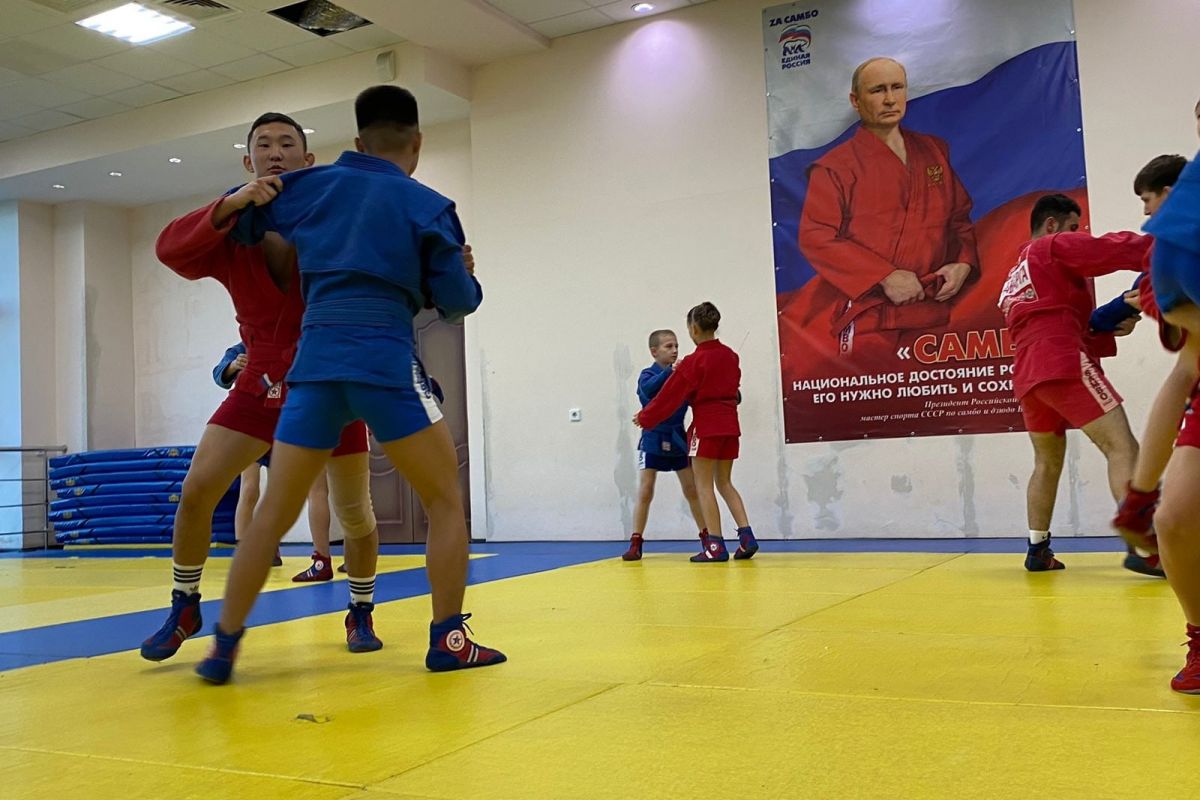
top-left (1020, 353), bottom-right (1122, 434)
top-left (208, 388), bottom-right (368, 455)
top-left (1176, 380), bottom-right (1200, 449)
top-left (688, 432), bottom-right (740, 460)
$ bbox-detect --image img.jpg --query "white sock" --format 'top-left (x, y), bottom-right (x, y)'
top-left (1028, 530), bottom-right (1050, 545)
top-left (173, 562), bottom-right (204, 595)
top-left (349, 575), bottom-right (376, 606)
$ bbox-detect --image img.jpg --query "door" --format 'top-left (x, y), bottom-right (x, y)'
top-left (368, 309), bottom-right (469, 543)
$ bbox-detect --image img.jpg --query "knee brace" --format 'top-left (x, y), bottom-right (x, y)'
top-left (327, 462), bottom-right (377, 539)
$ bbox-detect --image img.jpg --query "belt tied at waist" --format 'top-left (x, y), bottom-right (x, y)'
top-left (304, 298), bottom-right (412, 327)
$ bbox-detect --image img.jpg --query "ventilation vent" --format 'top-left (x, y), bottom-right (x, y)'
top-left (153, 0), bottom-right (238, 22)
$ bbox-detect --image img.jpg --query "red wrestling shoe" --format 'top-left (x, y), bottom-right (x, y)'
top-left (1171, 625), bottom-right (1200, 694)
top-left (621, 534), bottom-right (643, 561)
top-left (292, 551), bottom-right (333, 582)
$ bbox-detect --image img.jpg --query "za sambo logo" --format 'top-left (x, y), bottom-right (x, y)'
top-left (769, 9), bottom-right (818, 70)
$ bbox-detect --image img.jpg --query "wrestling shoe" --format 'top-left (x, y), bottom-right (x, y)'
top-left (691, 534), bottom-right (729, 562)
top-left (1171, 624), bottom-right (1200, 694)
top-left (345, 602), bottom-right (383, 653)
top-left (1123, 552), bottom-right (1166, 578)
top-left (426, 613), bottom-right (506, 672)
top-left (337, 562), bottom-right (347, 574)
top-left (272, 547), bottom-right (283, 567)
top-left (1024, 538), bottom-right (1065, 572)
top-left (621, 534), bottom-right (644, 561)
top-left (292, 551), bottom-right (333, 582)
top-left (194, 624), bottom-right (244, 685)
top-left (733, 527), bottom-right (759, 560)
top-left (140, 590), bottom-right (203, 662)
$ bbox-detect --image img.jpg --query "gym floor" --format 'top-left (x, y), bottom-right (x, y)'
top-left (1, 539), bottom-right (1194, 799)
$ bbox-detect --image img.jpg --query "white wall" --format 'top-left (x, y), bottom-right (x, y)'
top-left (463, 0), bottom-right (1200, 540)
top-left (119, 0), bottom-right (1200, 541)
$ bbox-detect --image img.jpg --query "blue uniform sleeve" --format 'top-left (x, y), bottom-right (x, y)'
top-left (637, 367), bottom-right (672, 405)
top-left (213, 342), bottom-right (246, 389)
top-left (420, 207), bottom-right (482, 324)
top-left (1089, 282), bottom-right (1141, 332)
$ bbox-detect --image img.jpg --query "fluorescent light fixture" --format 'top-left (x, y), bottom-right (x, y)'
top-left (52, 184), bottom-right (65, 189)
top-left (302, 128), bottom-right (315, 134)
top-left (233, 143), bottom-right (246, 149)
top-left (168, 157), bottom-right (182, 163)
top-left (76, 3), bottom-right (194, 46)
top-left (632, 2), bottom-right (655, 12)
top-left (109, 171), bottom-right (123, 177)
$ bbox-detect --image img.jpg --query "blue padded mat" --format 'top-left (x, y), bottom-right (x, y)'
top-left (50, 491), bottom-right (236, 511)
top-left (48, 446), bottom-right (195, 469)
top-left (52, 513), bottom-right (234, 531)
top-left (57, 533), bottom-right (237, 546)
top-left (54, 481), bottom-right (186, 499)
top-left (48, 459), bottom-right (193, 479)
top-left (51, 471), bottom-right (190, 491)
top-left (49, 503), bottom-right (189, 521)
top-left (54, 523), bottom-right (234, 540)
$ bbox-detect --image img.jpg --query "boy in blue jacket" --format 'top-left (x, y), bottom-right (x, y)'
top-left (622, 329), bottom-right (708, 560)
top-left (196, 85), bottom-right (503, 683)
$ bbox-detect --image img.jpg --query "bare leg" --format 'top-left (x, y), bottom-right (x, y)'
top-left (377, 421), bottom-right (467, 623)
top-left (307, 469), bottom-right (331, 555)
top-left (1026, 432), bottom-right (1067, 532)
top-left (632, 469), bottom-right (657, 535)
top-left (326, 451), bottom-right (379, 580)
top-left (217, 442), bottom-right (331, 632)
top-left (714, 460), bottom-right (750, 529)
top-left (676, 466), bottom-right (707, 531)
top-left (1131, 342), bottom-right (1199, 492)
top-left (233, 464), bottom-right (261, 543)
top-left (174, 425), bottom-right (270, 566)
top-left (690, 457), bottom-right (723, 540)
top-left (1157, 446), bottom-right (1200, 622)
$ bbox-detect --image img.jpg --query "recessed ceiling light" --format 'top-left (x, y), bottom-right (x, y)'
top-left (302, 128), bottom-right (315, 134)
top-left (52, 184), bottom-right (65, 190)
top-left (76, 3), bottom-right (194, 46)
top-left (109, 171), bottom-right (123, 177)
top-left (168, 157), bottom-right (182, 164)
top-left (632, 2), bottom-right (655, 13)
top-left (233, 143), bottom-right (246, 149)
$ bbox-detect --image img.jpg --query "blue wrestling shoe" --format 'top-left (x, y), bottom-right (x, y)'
top-left (195, 624), bottom-right (244, 684)
top-left (345, 602), bottom-right (383, 653)
top-left (140, 590), bottom-right (203, 662)
top-left (426, 613), bottom-right (506, 672)
top-left (733, 527), bottom-right (759, 560)
top-left (691, 535), bottom-right (729, 562)
top-left (1024, 538), bottom-right (1065, 572)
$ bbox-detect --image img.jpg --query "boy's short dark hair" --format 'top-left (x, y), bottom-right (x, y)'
top-left (648, 330), bottom-right (676, 349)
top-left (1134, 155), bottom-right (1187, 195)
top-left (246, 112), bottom-right (307, 149)
top-left (355, 85), bottom-right (419, 133)
top-left (1030, 194), bottom-right (1081, 235)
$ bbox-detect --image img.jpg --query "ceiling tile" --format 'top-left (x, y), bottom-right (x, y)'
top-left (0, 66), bottom-right (28, 86)
top-left (0, 1), bottom-right (66, 37)
top-left (150, 29), bottom-right (258, 68)
top-left (324, 24), bottom-right (403, 52)
top-left (15, 108), bottom-right (84, 132)
top-left (529, 8), bottom-right (611, 38)
top-left (106, 82), bottom-right (182, 108)
top-left (0, 38), bottom-right (83, 74)
top-left (94, 48), bottom-right (196, 81)
top-left (487, 0), bottom-right (591, 23)
top-left (209, 53), bottom-right (292, 81)
top-left (226, 0), bottom-right (293, 9)
top-left (3, 77), bottom-right (92, 107)
top-left (156, 69), bottom-right (238, 94)
top-left (43, 63), bottom-right (143, 95)
top-left (22, 23), bottom-right (131, 61)
top-left (269, 37), bottom-right (353, 67)
top-left (56, 95), bottom-right (132, 120)
top-left (0, 96), bottom-right (45, 122)
top-left (203, 13), bottom-right (319, 51)
top-left (0, 121), bottom-right (37, 143)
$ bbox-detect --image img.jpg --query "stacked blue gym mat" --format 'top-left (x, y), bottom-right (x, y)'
top-left (48, 446), bottom-right (237, 546)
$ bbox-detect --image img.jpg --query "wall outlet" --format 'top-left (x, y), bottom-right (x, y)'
top-left (568, 408), bottom-right (582, 422)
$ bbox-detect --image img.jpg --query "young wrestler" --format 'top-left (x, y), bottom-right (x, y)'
top-left (144, 113), bottom-right (383, 662)
top-left (622, 329), bottom-right (708, 561)
top-left (195, 86), bottom-right (504, 683)
top-left (635, 303), bottom-right (758, 563)
top-left (1000, 195), bottom-right (1149, 572)
top-left (1131, 151), bottom-right (1200, 691)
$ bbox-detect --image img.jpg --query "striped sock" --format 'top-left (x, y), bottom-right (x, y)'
top-left (173, 562), bottom-right (204, 596)
top-left (349, 574), bottom-right (376, 606)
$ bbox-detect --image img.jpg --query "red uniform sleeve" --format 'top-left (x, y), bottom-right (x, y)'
top-left (945, 156), bottom-right (978, 268)
top-left (638, 359), bottom-right (699, 430)
top-left (1039, 231), bottom-right (1151, 279)
top-left (155, 197), bottom-right (238, 281)
top-left (1086, 332), bottom-right (1118, 359)
top-left (799, 165), bottom-right (900, 298)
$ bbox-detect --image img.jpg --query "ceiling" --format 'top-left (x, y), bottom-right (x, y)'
top-left (0, 0), bottom-right (712, 205)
